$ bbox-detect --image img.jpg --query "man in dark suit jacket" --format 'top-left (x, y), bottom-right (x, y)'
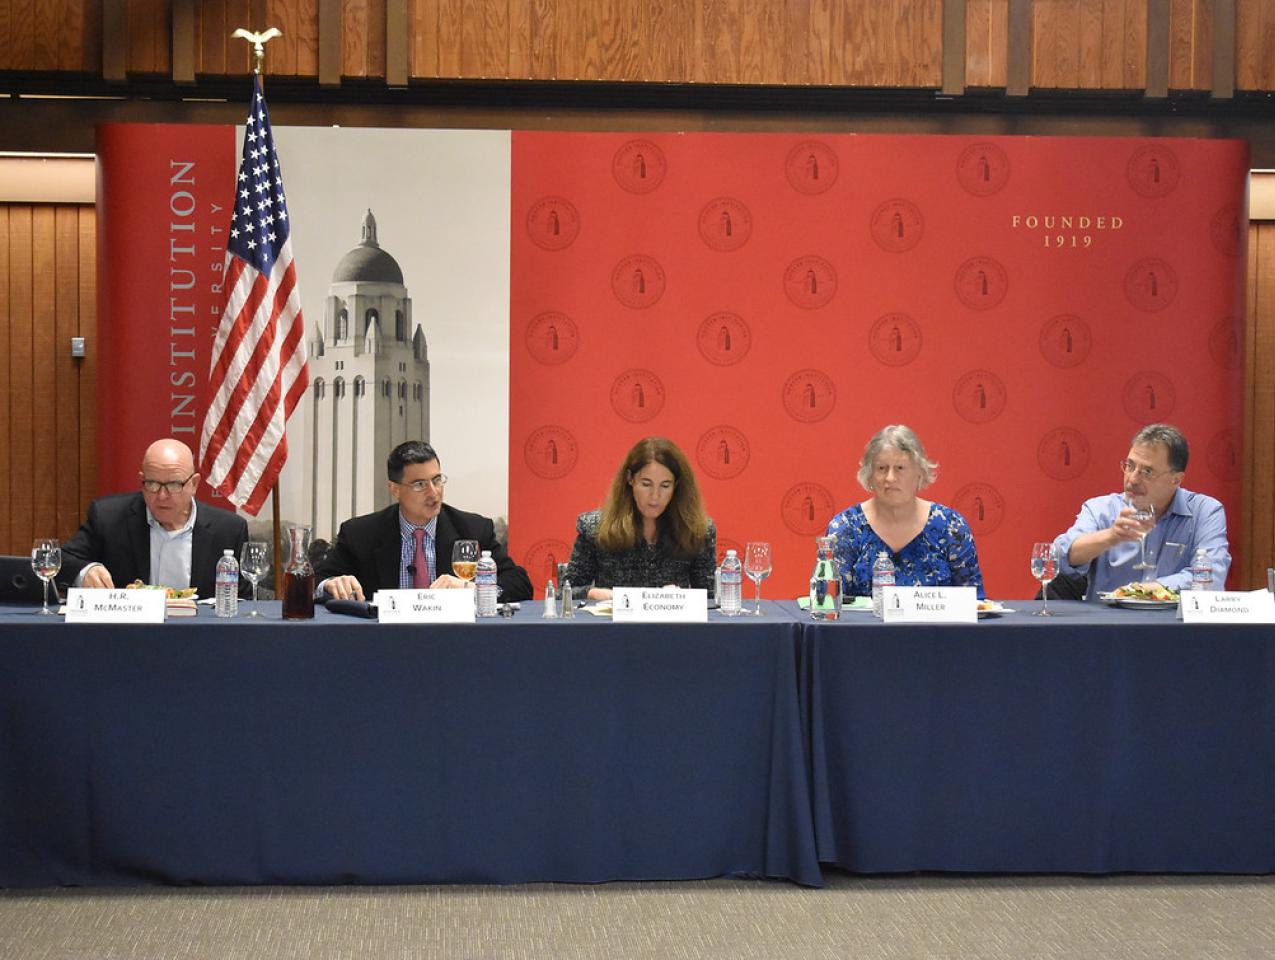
top-left (317, 440), bottom-right (532, 603)
top-left (61, 438), bottom-right (249, 598)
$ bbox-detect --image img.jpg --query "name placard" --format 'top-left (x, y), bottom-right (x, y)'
top-left (1180, 589), bottom-right (1275, 624)
top-left (611, 587), bottom-right (709, 623)
top-left (373, 589), bottom-right (475, 624)
top-left (881, 585), bottom-right (978, 623)
top-left (64, 588), bottom-right (167, 624)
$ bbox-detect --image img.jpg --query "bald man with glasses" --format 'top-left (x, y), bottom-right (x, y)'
top-left (61, 438), bottom-right (249, 597)
top-left (1052, 423), bottom-right (1231, 600)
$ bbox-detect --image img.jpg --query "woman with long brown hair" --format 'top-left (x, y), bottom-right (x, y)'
top-left (565, 437), bottom-right (716, 601)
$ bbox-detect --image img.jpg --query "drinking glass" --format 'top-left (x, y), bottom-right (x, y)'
top-left (1029, 541), bottom-right (1058, 617)
top-left (743, 542), bottom-right (773, 616)
top-left (1128, 499), bottom-right (1156, 571)
top-left (31, 538), bottom-right (61, 616)
top-left (452, 540), bottom-right (479, 583)
top-left (239, 541), bottom-right (269, 618)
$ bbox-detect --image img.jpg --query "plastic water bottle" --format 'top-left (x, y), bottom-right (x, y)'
top-left (215, 549), bottom-right (239, 618)
top-left (475, 550), bottom-right (498, 617)
top-left (542, 579), bottom-right (558, 619)
top-left (719, 549), bottom-right (743, 617)
top-left (871, 551), bottom-right (895, 619)
top-left (1190, 548), bottom-right (1213, 591)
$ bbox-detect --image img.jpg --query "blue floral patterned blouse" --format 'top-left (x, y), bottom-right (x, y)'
top-left (825, 502), bottom-right (986, 598)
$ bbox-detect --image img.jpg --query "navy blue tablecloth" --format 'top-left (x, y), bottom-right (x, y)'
top-left (799, 599), bottom-right (1275, 874)
top-left (0, 601), bottom-right (820, 887)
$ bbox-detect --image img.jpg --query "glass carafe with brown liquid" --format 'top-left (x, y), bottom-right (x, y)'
top-left (281, 524), bottom-right (315, 620)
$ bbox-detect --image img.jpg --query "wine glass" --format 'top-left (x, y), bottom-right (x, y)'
top-left (239, 541), bottom-right (269, 618)
top-left (1128, 499), bottom-right (1156, 571)
top-left (451, 540), bottom-right (479, 584)
top-left (1029, 542), bottom-right (1058, 617)
top-left (31, 538), bottom-right (61, 616)
top-left (743, 541), bottom-right (773, 616)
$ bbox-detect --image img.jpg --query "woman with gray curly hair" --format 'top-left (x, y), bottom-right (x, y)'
top-left (825, 424), bottom-right (985, 598)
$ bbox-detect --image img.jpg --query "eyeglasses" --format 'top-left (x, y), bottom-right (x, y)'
top-left (141, 474), bottom-right (195, 495)
top-left (396, 474), bottom-right (447, 493)
top-left (1118, 459), bottom-right (1174, 481)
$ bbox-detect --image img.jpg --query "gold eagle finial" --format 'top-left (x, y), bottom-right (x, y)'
top-left (231, 27), bottom-right (283, 75)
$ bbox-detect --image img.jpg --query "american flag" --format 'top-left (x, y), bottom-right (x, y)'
top-left (198, 75), bottom-right (309, 515)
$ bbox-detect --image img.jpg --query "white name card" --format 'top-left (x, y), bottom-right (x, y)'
top-left (64, 588), bottom-right (167, 624)
top-left (611, 587), bottom-right (709, 623)
top-left (881, 585), bottom-right (978, 623)
top-left (373, 589), bottom-right (475, 624)
top-left (1180, 589), bottom-right (1275, 624)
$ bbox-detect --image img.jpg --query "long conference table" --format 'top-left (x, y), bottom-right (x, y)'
top-left (2, 599), bottom-right (1273, 888)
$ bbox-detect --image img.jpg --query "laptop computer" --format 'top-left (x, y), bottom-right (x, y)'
top-left (0, 555), bottom-right (53, 604)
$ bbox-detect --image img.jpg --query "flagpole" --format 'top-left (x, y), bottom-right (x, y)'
top-left (231, 25), bottom-right (286, 594)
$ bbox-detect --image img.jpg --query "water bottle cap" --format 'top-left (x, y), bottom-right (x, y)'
top-left (223, 549), bottom-right (233, 556)
top-left (726, 549), bottom-right (737, 556)
top-left (481, 550), bottom-right (492, 557)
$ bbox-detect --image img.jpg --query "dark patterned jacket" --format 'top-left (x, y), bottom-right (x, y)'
top-left (565, 509), bottom-right (716, 599)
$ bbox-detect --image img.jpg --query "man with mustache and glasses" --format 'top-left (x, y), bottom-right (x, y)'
top-left (1052, 423), bottom-right (1231, 600)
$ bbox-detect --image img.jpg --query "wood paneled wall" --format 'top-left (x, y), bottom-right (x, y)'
top-left (1244, 223), bottom-right (1275, 591)
top-left (0, 205), bottom-right (96, 553)
top-left (1030, 0), bottom-right (1147, 89)
top-left (0, 0), bottom-right (1267, 92)
top-left (1237, 0), bottom-right (1275, 91)
top-left (0, 0), bottom-right (101, 71)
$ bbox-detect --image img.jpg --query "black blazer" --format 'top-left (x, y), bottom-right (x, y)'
top-left (60, 492), bottom-right (250, 598)
top-left (316, 502), bottom-right (532, 602)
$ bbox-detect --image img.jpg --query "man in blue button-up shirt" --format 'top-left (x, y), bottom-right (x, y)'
top-left (1053, 423), bottom-right (1231, 600)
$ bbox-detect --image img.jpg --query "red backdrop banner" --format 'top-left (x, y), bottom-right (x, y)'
top-left (508, 133), bottom-right (1248, 600)
top-left (96, 123), bottom-right (236, 497)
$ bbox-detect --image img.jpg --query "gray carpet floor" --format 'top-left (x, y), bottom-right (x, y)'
top-left (3, 875), bottom-right (1274, 960)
